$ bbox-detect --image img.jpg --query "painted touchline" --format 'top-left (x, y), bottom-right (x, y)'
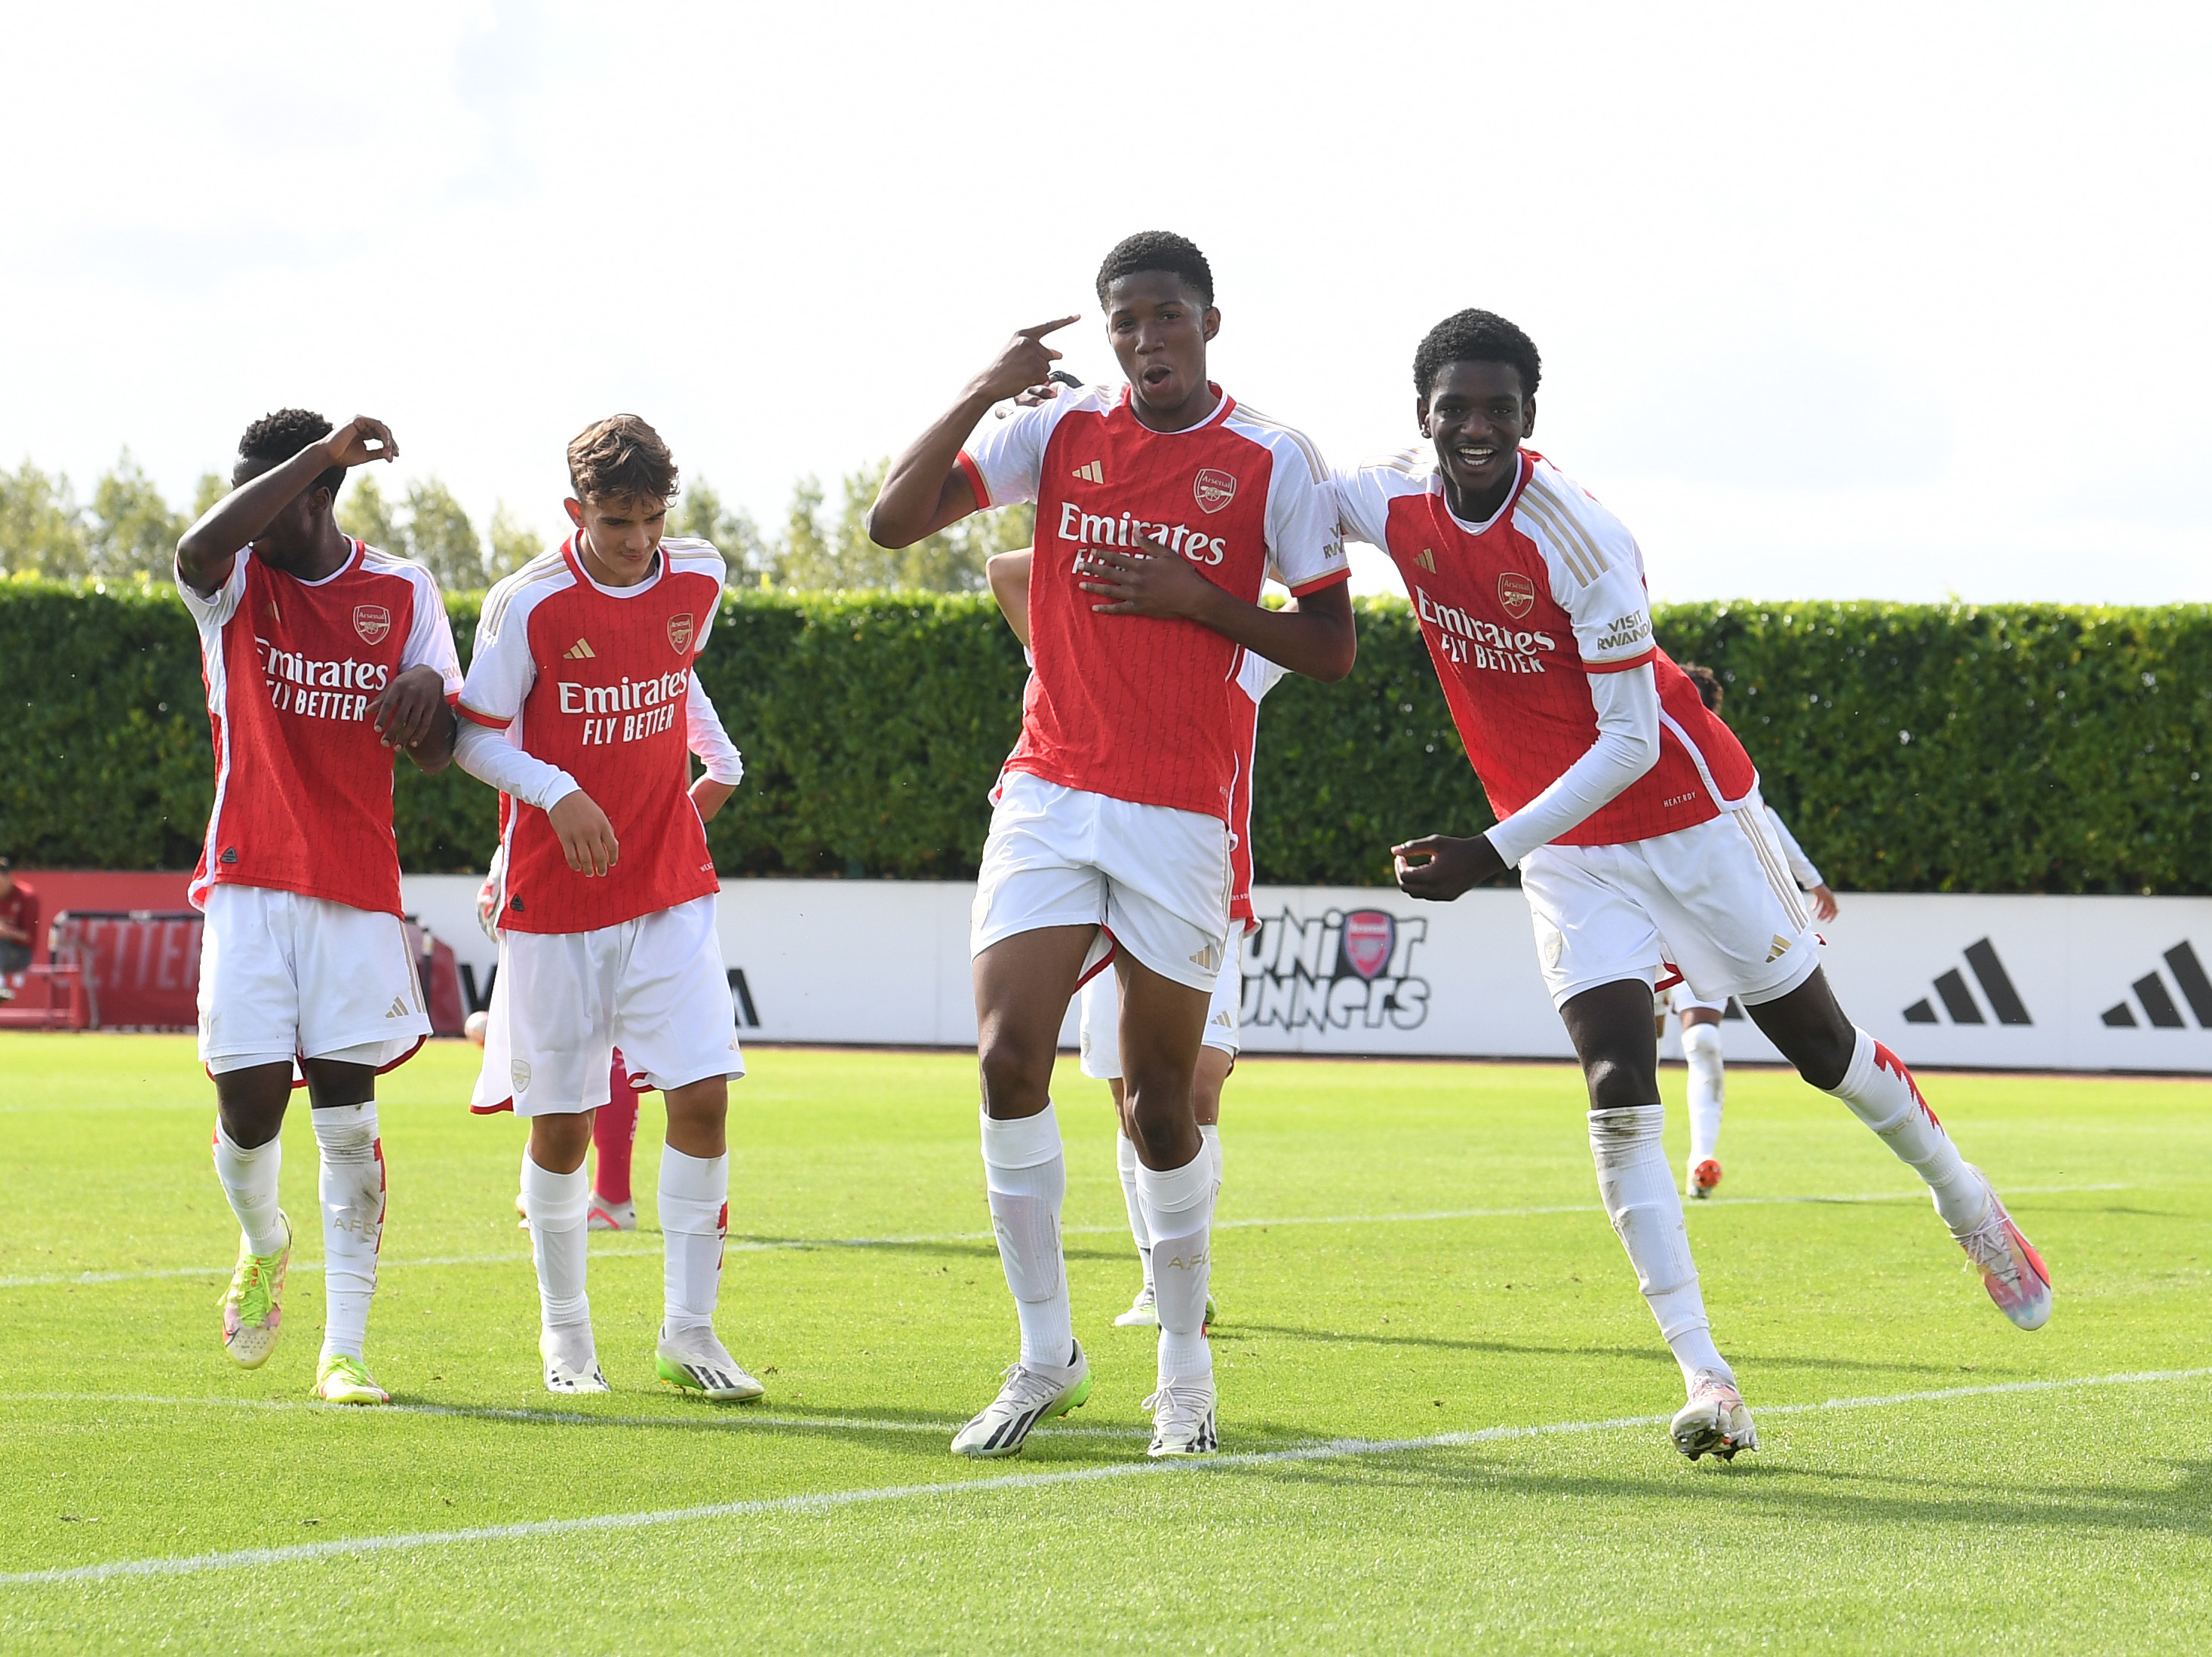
top-left (5, 1366), bottom-right (2206, 1587)
top-left (0, 1183), bottom-right (2132, 1290)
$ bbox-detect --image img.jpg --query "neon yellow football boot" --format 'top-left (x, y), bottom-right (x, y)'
top-left (218, 1212), bottom-right (291, 1369)
top-left (314, 1353), bottom-right (391, 1405)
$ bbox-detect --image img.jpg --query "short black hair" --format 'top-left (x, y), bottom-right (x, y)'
top-left (1095, 231), bottom-right (1213, 308)
top-left (238, 408), bottom-right (346, 501)
top-left (1677, 662), bottom-right (1724, 712)
top-left (1412, 309), bottom-right (1542, 401)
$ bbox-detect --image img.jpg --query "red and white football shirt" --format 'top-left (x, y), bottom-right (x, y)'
top-left (181, 539), bottom-right (462, 917)
top-left (1227, 651), bottom-right (1288, 927)
top-left (1334, 450), bottom-right (1755, 845)
top-left (459, 536), bottom-right (725, 934)
top-left (963, 383), bottom-right (1347, 823)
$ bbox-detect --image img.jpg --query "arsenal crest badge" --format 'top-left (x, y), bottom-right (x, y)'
top-left (1193, 468), bottom-right (1237, 514)
top-left (1497, 571), bottom-right (1536, 619)
top-left (668, 613), bottom-right (696, 654)
top-left (1342, 910), bottom-right (1396, 980)
top-left (352, 604), bottom-right (392, 645)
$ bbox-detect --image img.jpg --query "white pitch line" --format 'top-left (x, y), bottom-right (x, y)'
top-left (0, 1183), bottom-right (2134, 1292)
top-left (0, 1391), bottom-right (1146, 1441)
top-left (7, 1365), bottom-right (2207, 1588)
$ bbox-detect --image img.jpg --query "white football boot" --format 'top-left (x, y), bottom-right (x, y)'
top-left (1670, 1370), bottom-right (1757, 1462)
top-left (656, 1324), bottom-right (766, 1401)
top-left (586, 1195), bottom-right (638, 1232)
top-left (950, 1343), bottom-right (1092, 1459)
top-left (1949, 1168), bottom-right (2054, 1331)
top-left (1143, 1375), bottom-right (1219, 1458)
top-left (541, 1326), bottom-right (609, 1395)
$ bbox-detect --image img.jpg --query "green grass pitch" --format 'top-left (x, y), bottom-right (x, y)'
top-left (2, 1032), bottom-right (2209, 1652)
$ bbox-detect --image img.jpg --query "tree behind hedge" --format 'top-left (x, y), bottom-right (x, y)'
top-left (0, 580), bottom-right (2203, 894)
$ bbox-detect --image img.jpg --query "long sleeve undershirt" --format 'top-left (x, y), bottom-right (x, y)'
top-left (1760, 799), bottom-right (1824, 889)
top-left (454, 674), bottom-right (742, 809)
top-left (1482, 664), bottom-right (1662, 867)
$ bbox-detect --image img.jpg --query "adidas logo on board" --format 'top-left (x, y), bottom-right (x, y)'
top-left (2100, 941), bottom-right (2212, 1029)
top-left (1071, 460), bottom-right (1104, 484)
top-left (564, 638), bottom-right (596, 660)
top-left (1902, 937), bottom-right (2032, 1026)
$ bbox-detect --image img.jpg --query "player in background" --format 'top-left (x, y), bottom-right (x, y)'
top-left (174, 410), bottom-right (462, 1405)
top-left (0, 858), bottom-right (36, 1001)
top-left (476, 852), bottom-right (644, 1231)
top-left (869, 232), bottom-right (1353, 1458)
top-left (1662, 662), bottom-right (1840, 1201)
top-left (986, 547), bottom-right (1286, 1327)
top-left (453, 415), bottom-right (754, 1400)
top-left (1338, 311), bottom-right (2051, 1463)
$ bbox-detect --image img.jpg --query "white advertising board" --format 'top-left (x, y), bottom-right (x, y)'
top-left (401, 876), bottom-right (2212, 1074)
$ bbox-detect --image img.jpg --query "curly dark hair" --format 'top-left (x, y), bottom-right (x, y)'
top-left (567, 414), bottom-right (678, 505)
top-left (238, 408), bottom-right (345, 500)
top-left (1676, 661), bottom-right (1725, 712)
top-left (1095, 231), bottom-right (1214, 308)
top-left (1412, 309), bottom-right (1542, 400)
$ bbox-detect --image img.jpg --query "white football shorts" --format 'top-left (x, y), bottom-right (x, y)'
top-left (1664, 980), bottom-right (1729, 1017)
top-left (972, 772), bottom-right (1231, 994)
top-left (1077, 941), bottom-right (1243, 1081)
top-left (196, 884), bottom-right (429, 1072)
top-left (1520, 805), bottom-right (1819, 1011)
top-left (472, 893), bottom-right (743, 1117)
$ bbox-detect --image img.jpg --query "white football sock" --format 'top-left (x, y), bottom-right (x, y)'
top-left (312, 1103), bottom-right (384, 1362)
top-left (658, 1146), bottom-right (729, 1341)
top-left (1826, 1029), bottom-right (1984, 1230)
top-left (212, 1119), bottom-right (287, 1257)
top-left (1590, 1104), bottom-right (1731, 1388)
top-left (1681, 1023), bottom-right (1726, 1165)
top-left (522, 1152), bottom-right (591, 1359)
top-left (1116, 1129), bottom-right (1153, 1291)
top-left (982, 1105), bottom-right (1074, 1369)
top-left (1136, 1146), bottom-right (1215, 1385)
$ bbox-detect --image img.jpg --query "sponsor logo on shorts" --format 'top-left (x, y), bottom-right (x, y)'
top-left (1243, 906), bottom-right (1430, 1033)
top-left (353, 604), bottom-right (392, 645)
top-left (1497, 571), bottom-right (1535, 618)
top-left (668, 613), bottom-right (695, 655)
top-left (511, 1060), bottom-right (531, 1093)
top-left (1193, 468), bottom-right (1237, 513)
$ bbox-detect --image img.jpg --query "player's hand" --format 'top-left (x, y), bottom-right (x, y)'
top-left (1076, 536), bottom-right (1216, 620)
top-left (972, 318), bottom-right (1080, 404)
top-left (690, 776), bottom-right (738, 823)
top-left (321, 416), bottom-right (399, 469)
top-left (548, 790), bottom-right (619, 877)
top-left (1810, 883), bottom-right (1839, 922)
top-left (1000, 380), bottom-right (1066, 415)
top-left (1391, 833), bottom-right (1504, 901)
top-left (370, 665), bottom-right (447, 749)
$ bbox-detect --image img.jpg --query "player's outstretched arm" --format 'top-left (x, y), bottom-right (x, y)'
top-left (985, 549), bottom-right (1034, 647)
top-left (1076, 542), bottom-right (1356, 682)
top-left (865, 320), bottom-right (1079, 549)
top-left (175, 416), bottom-right (398, 594)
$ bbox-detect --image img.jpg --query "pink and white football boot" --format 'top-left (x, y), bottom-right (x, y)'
top-left (1951, 1169), bottom-right (2053, 1330)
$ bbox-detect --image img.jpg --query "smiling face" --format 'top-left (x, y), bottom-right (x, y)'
top-left (1419, 359), bottom-right (1536, 522)
top-left (565, 491), bottom-right (667, 588)
top-left (1104, 271), bottom-right (1221, 430)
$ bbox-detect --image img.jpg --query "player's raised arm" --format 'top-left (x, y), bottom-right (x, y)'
top-left (865, 318), bottom-right (1079, 549)
top-left (176, 416), bottom-right (397, 594)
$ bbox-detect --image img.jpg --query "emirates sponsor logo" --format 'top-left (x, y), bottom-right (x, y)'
top-left (353, 604), bottom-right (392, 644)
top-left (1497, 572), bottom-right (1536, 619)
top-left (1193, 468), bottom-right (1237, 514)
top-left (1414, 585), bottom-right (1556, 673)
top-left (668, 613), bottom-right (696, 655)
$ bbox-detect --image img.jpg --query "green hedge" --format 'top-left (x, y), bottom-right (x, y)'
top-left (2, 577), bottom-right (2204, 893)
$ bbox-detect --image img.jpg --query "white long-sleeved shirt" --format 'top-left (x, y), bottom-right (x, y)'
top-left (454, 672), bottom-right (743, 809)
top-left (1481, 664), bottom-right (1661, 867)
top-left (1757, 793), bottom-right (1825, 890)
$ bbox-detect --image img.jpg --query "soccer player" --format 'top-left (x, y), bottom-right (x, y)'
top-left (1336, 311), bottom-right (2052, 1462)
top-left (174, 410), bottom-right (462, 1406)
top-left (868, 232), bottom-right (1353, 1458)
top-left (1664, 662), bottom-right (1840, 1201)
top-left (985, 545), bottom-right (1277, 1328)
top-left (453, 414), bottom-right (754, 1400)
top-left (0, 858), bottom-right (35, 1002)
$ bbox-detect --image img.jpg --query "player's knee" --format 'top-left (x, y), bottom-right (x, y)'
top-left (1582, 1053), bottom-right (1652, 1112)
top-left (977, 1027), bottom-right (1054, 1111)
top-left (1790, 1029), bottom-right (1855, 1092)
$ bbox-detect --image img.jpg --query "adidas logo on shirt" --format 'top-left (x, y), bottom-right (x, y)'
top-left (1071, 460), bottom-right (1104, 484)
top-left (564, 638), bottom-right (596, 660)
top-left (1415, 548), bottom-right (1436, 572)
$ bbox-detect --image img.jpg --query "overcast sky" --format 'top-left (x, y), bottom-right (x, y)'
top-left (5, 2), bottom-right (2206, 602)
